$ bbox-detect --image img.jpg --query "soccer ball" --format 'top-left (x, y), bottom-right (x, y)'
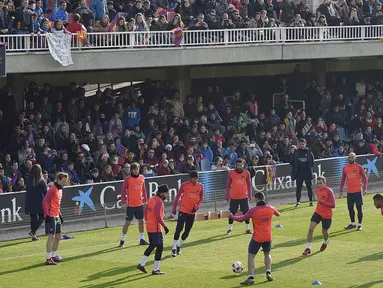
top-left (232, 261), bottom-right (243, 273)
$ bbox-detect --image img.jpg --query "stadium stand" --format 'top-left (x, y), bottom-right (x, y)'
top-left (0, 74), bottom-right (382, 193)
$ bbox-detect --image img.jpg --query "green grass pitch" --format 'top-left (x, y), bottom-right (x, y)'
top-left (1, 194), bottom-right (383, 288)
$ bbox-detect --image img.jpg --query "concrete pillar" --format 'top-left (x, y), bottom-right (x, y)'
top-left (168, 66), bottom-right (191, 103)
top-left (311, 60), bottom-right (326, 87)
top-left (7, 73), bottom-right (25, 112)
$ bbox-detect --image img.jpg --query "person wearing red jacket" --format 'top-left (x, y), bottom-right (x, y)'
top-left (369, 139), bottom-right (382, 157)
top-left (66, 14), bottom-right (86, 34)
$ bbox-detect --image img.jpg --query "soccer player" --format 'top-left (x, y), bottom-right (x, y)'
top-left (229, 192), bottom-right (280, 285)
top-left (302, 176), bottom-right (336, 256)
top-left (137, 184), bottom-right (170, 275)
top-left (339, 152), bottom-right (368, 231)
top-left (226, 158), bottom-right (252, 235)
top-left (42, 172), bottom-right (68, 265)
top-left (373, 194), bottom-right (383, 215)
top-left (120, 162), bottom-right (148, 247)
top-left (171, 170), bottom-right (204, 257)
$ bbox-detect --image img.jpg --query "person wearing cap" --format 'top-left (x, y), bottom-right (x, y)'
top-left (137, 184), bottom-right (170, 275)
top-left (291, 138), bottom-right (315, 207)
top-left (171, 170), bottom-right (204, 257)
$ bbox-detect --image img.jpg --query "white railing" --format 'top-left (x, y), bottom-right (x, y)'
top-left (5, 25), bottom-right (383, 52)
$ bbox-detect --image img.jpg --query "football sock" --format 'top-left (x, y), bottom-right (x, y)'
top-left (177, 239), bottom-right (184, 247)
top-left (266, 270), bottom-right (271, 274)
top-left (228, 224), bottom-right (233, 230)
top-left (172, 240), bottom-right (178, 249)
top-left (139, 255), bottom-right (148, 266)
top-left (52, 251), bottom-right (57, 257)
top-left (46, 252), bottom-right (51, 259)
top-left (306, 242), bottom-right (311, 249)
top-left (351, 222), bottom-right (355, 225)
top-left (154, 261), bottom-right (160, 271)
top-left (323, 239), bottom-right (329, 245)
top-left (139, 233), bottom-right (144, 240)
top-left (121, 234), bottom-right (126, 241)
top-left (245, 224), bottom-right (250, 230)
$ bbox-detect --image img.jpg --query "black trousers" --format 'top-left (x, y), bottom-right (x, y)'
top-left (296, 178), bottom-right (313, 203)
top-left (30, 213), bottom-right (45, 235)
top-left (144, 244), bottom-right (163, 261)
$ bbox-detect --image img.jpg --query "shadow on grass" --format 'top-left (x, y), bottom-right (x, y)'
top-left (0, 239), bottom-right (31, 250)
top-left (0, 246), bottom-right (121, 277)
top-left (348, 252), bottom-right (383, 264)
top-left (81, 255), bottom-right (173, 283)
top-left (273, 229), bottom-right (355, 250)
top-left (220, 252), bottom-right (320, 286)
top-left (348, 280), bottom-right (383, 288)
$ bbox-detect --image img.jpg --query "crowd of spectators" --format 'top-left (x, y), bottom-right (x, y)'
top-left (0, 70), bottom-right (383, 193)
top-left (0, 0), bottom-right (382, 37)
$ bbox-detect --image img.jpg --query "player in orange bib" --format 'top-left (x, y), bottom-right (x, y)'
top-left (226, 158), bottom-right (252, 235)
top-left (339, 153), bottom-right (368, 231)
top-left (42, 172), bottom-right (68, 265)
top-left (137, 184), bottom-right (170, 275)
top-left (373, 194), bottom-right (383, 216)
top-left (302, 176), bottom-right (335, 256)
top-left (229, 192), bottom-right (280, 285)
top-left (120, 162), bottom-right (148, 247)
top-left (171, 170), bottom-right (204, 257)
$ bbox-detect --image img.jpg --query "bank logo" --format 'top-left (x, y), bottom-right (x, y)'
top-left (72, 187), bottom-right (96, 215)
top-left (363, 157), bottom-right (379, 178)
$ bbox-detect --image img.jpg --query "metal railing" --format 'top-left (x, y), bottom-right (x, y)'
top-left (4, 25), bottom-right (383, 52)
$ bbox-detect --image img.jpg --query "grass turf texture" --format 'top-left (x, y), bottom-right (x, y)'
top-left (1, 194), bottom-right (383, 288)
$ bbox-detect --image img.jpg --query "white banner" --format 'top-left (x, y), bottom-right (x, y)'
top-left (46, 33), bottom-right (73, 67)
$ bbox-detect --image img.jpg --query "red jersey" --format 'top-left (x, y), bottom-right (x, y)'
top-left (340, 163), bottom-right (367, 193)
top-left (42, 184), bottom-right (62, 217)
top-left (226, 170), bottom-right (252, 200)
top-left (145, 195), bottom-right (166, 233)
top-left (121, 175), bottom-right (147, 207)
top-left (172, 181), bottom-right (204, 214)
top-left (315, 186), bottom-right (336, 219)
top-left (231, 204), bottom-right (280, 242)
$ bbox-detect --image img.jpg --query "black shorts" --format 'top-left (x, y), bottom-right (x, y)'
top-left (126, 205), bottom-right (144, 221)
top-left (229, 198), bottom-right (249, 214)
top-left (248, 239), bottom-right (272, 255)
top-left (311, 212), bottom-right (332, 230)
top-left (45, 217), bottom-right (62, 235)
top-left (148, 232), bottom-right (163, 245)
top-left (347, 192), bottom-right (363, 207)
top-left (177, 212), bottom-right (195, 227)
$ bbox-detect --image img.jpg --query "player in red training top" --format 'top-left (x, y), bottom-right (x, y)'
top-left (226, 158), bottom-right (252, 235)
top-left (229, 192), bottom-right (280, 286)
top-left (171, 170), bottom-right (204, 257)
top-left (302, 176), bottom-right (335, 256)
top-left (137, 184), bottom-right (170, 275)
top-left (373, 194), bottom-right (383, 216)
top-left (339, 153), bottom-right (368, 231)
top-left (42, 172), bottom-right (68, 265)
top-left (119, 162), bottom-right (148, 247)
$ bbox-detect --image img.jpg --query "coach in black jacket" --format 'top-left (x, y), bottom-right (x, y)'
top-left (291, 138), bottom-right (314, 207)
